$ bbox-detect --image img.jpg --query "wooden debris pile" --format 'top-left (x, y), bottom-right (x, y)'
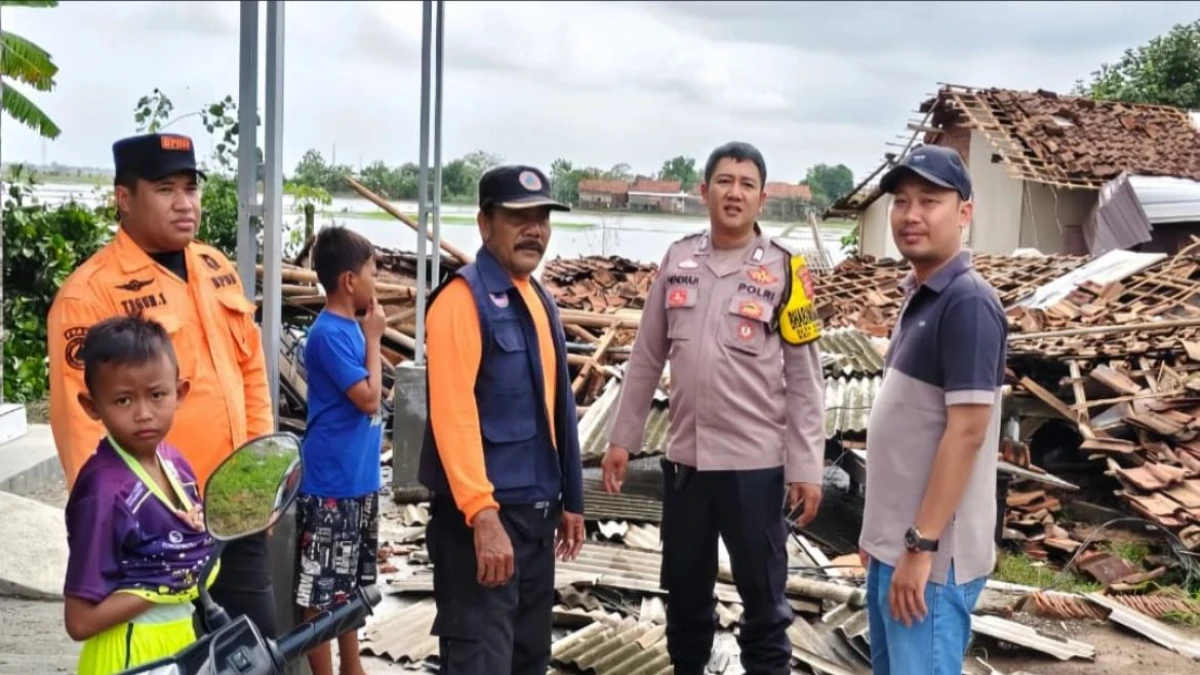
top-left (1018, 358), bottom-right (1200, 552)
top-left (264, 176), bottom-right (650, 418)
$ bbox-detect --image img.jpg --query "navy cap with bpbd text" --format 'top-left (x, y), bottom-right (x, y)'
top-left (112, 133), bottom-right (207, 182)
top-left (478, 165), bottom-right (570, 212)
top-left (879, 144), bottom-right (972, 201)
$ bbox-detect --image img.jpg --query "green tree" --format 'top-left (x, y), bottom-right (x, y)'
top-left (1074, 19), bottom-right (1200, 109)
top-left (805, 163), bottom-right (854, 210)
top-left (658, 156), bottom-right (698, 191)
top-left (1, 0), bottom-right (61, 139)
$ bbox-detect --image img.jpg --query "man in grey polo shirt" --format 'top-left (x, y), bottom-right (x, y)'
top-left (858, 144), bottom-right (1007, 675)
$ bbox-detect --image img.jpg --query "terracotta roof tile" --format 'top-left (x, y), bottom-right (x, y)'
top-left (765, 182), bottom-right (813, 200)
top-left (630, 178), bottom-right (682, 194)
top-left (926, 85), bottom-right (1200, 188)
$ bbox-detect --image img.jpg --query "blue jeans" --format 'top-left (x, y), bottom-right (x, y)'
top-left (866, 558), bottom-right (986, 675)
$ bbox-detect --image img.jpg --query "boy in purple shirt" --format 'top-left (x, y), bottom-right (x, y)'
top-left (63, 316), bottom-right (218, 675)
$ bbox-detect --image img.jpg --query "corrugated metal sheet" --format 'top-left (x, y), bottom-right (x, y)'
top-left (584, 480), bottom-right (663, 523)
top-left (820, 328), bottom-right (887, 377)
top-left (360, 598), bottom-right (439, 665)
top-left (825, 376), bottom-right (883, 438)
top-left (1084, 172), bottom-right (1154, 255)
top-left (970, 614), bottom-right (1096, 661)
top-left (1013, 247), bottom-right (1167, 310)
top-left (1129, 174), bottom-right (1200, 224)
top-left (579, 366), bottom-right (671, 463)
top-left (550, 618), bottom-right (693, 675)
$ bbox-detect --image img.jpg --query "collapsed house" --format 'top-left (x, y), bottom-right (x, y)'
top-left (257, 150), bottom-right (1200, 672)
top-left (828, 84), bottom-right (1200, 260)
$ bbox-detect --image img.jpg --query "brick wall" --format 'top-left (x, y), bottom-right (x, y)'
top-left (935, 124), bottom-right (971, 165)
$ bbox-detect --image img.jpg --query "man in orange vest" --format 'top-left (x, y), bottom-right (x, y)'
top-left (47, 132), bottom-right (279, 637)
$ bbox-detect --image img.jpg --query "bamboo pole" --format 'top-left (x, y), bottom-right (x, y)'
top-left (344, 176), bottom-right (474, 265)
top-left (571, 325), bottom-right (619, 395)
top-left (258, 265), bottom-right (417, 297)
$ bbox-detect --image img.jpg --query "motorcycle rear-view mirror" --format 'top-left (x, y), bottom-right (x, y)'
top-left (203, 432), bottom-right (303, 542)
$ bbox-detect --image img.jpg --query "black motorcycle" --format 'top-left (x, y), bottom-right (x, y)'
top-left (119, 432), bottom-right (382, 675)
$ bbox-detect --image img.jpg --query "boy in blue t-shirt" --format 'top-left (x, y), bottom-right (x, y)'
top-left (294, 225), bottom-right (385, 675)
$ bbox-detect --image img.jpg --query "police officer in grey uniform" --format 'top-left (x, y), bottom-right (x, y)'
top-left (602, 142), bottom-right (827, 675)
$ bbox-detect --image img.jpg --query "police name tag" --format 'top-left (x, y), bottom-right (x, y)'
top-left (778, 254), bottom-right (822, 346)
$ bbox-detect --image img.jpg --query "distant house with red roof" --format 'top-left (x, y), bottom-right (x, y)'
top-left (629, 178), bottom-right (686, 213)
top-left (578, 179), bottom-right (630, 210)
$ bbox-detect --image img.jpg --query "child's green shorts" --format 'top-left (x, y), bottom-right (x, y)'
top-left (76, 602), bottom-right (196, 675)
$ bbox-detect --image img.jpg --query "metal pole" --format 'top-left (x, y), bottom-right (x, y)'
top-left (261, 0), bottom-right (286, 422)
top-left (430, 0), bottom-right (445, 290)
top-left (235, 0), bottom-right (260, 298)
top-left (414, 0), bottom-right (433, 366)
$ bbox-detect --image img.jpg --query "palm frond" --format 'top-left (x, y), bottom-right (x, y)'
top-left (1, 30), bottom-right (57, 91)
top-left (0, 1), bottom-right (59, 7)
top-left (1, 81), bottom-right (61, 139)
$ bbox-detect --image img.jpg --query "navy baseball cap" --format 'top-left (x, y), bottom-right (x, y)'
top-left (478, 165), bottom-right (569, 212)
top-left (879, 144), bottom-right (972, 200)
top-left (113, 133), bottom-right (206, 182)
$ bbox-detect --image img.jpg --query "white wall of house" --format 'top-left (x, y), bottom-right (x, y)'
top-left (857, 197), bottom-right (900, 259)
top-left (964, 130), bottom-right (1025, 254)
top-left (1018, 182), bottom-right (1096, 254)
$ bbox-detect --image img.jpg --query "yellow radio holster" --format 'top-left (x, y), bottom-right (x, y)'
top-left (777, 254), bottom-right (822, 346)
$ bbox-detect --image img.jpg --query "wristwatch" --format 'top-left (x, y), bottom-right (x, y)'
top-left (904, 526), bottom-right (938, 553)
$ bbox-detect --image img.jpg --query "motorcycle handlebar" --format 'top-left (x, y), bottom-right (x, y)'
top-left (274, 585), bottom-right (382, 664)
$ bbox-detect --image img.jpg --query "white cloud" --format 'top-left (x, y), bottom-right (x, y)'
top-left (1, 0), bottom-right (1196, 185)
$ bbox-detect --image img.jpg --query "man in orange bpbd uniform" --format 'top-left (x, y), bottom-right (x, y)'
top-left (419, 165), bottom-right (586, 675)
top-left (47, 133), bottom-right (279, 637)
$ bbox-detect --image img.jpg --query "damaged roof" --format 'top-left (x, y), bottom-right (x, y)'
top-left (925, 85), bottom-right (1200, 189)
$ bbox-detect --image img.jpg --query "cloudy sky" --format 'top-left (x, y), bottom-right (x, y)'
top-left (1, 1), bottom-right (1196, 185)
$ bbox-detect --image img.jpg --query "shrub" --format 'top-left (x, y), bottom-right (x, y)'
top-left (2, 175), bottom-right (113, 401)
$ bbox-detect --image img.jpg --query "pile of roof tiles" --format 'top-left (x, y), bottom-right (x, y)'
top-left (812, 252), bottom-right (1090, 336)
top-left (1007, 240), bottom-right (1200, 359)
top-left (928, 87), bottom-right (1200, 185)
top-left (540, 255), bottom-right (659, 313)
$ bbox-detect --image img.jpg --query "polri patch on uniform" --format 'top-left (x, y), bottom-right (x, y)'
top-left (737, 320), bottom-right (756, 341)
top-left (64, 327), bottom-right (88, 370)
top-left (677, 259), bottom-right (698, 269)
top-left (519, 171), bottom-right (542, 192)
top-left (667, 288), bottom-right (690, 308)
top-left (737, 300), bottom-right (765, 320)
top-left (747, 265), bottom-right (778, 285)
top-left (489, 292), bottom-right (509, 308)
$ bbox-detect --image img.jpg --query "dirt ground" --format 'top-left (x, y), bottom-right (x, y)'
top-left (6, 478), bottom-right (1200, 674)
top-left (974, 617), bottom-right (1200, 674)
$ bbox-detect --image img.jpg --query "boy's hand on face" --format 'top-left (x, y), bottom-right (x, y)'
top-left (361, 297), bottom-right (387, 341)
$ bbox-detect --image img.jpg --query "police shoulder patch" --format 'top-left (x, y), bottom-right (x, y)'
top-left (778, 253), bottom-right (822, 346)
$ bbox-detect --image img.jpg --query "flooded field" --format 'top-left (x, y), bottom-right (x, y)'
top-left (14, 182), bottom-right (852, 265)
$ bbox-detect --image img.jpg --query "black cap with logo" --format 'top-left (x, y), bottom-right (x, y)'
top-left (478, 165), bottom-right (570, 212)
top-left (879, 144), bottom-right (972, 201)
top-left (112, 133), bottom-right (207, 182)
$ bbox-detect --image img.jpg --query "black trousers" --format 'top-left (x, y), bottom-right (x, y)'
top-left (201, 532), bottom-right (280, 639)
top-left (427, 498), bottom-right (560, 675)
top-left (660, 461), bottom-right (793, 675)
